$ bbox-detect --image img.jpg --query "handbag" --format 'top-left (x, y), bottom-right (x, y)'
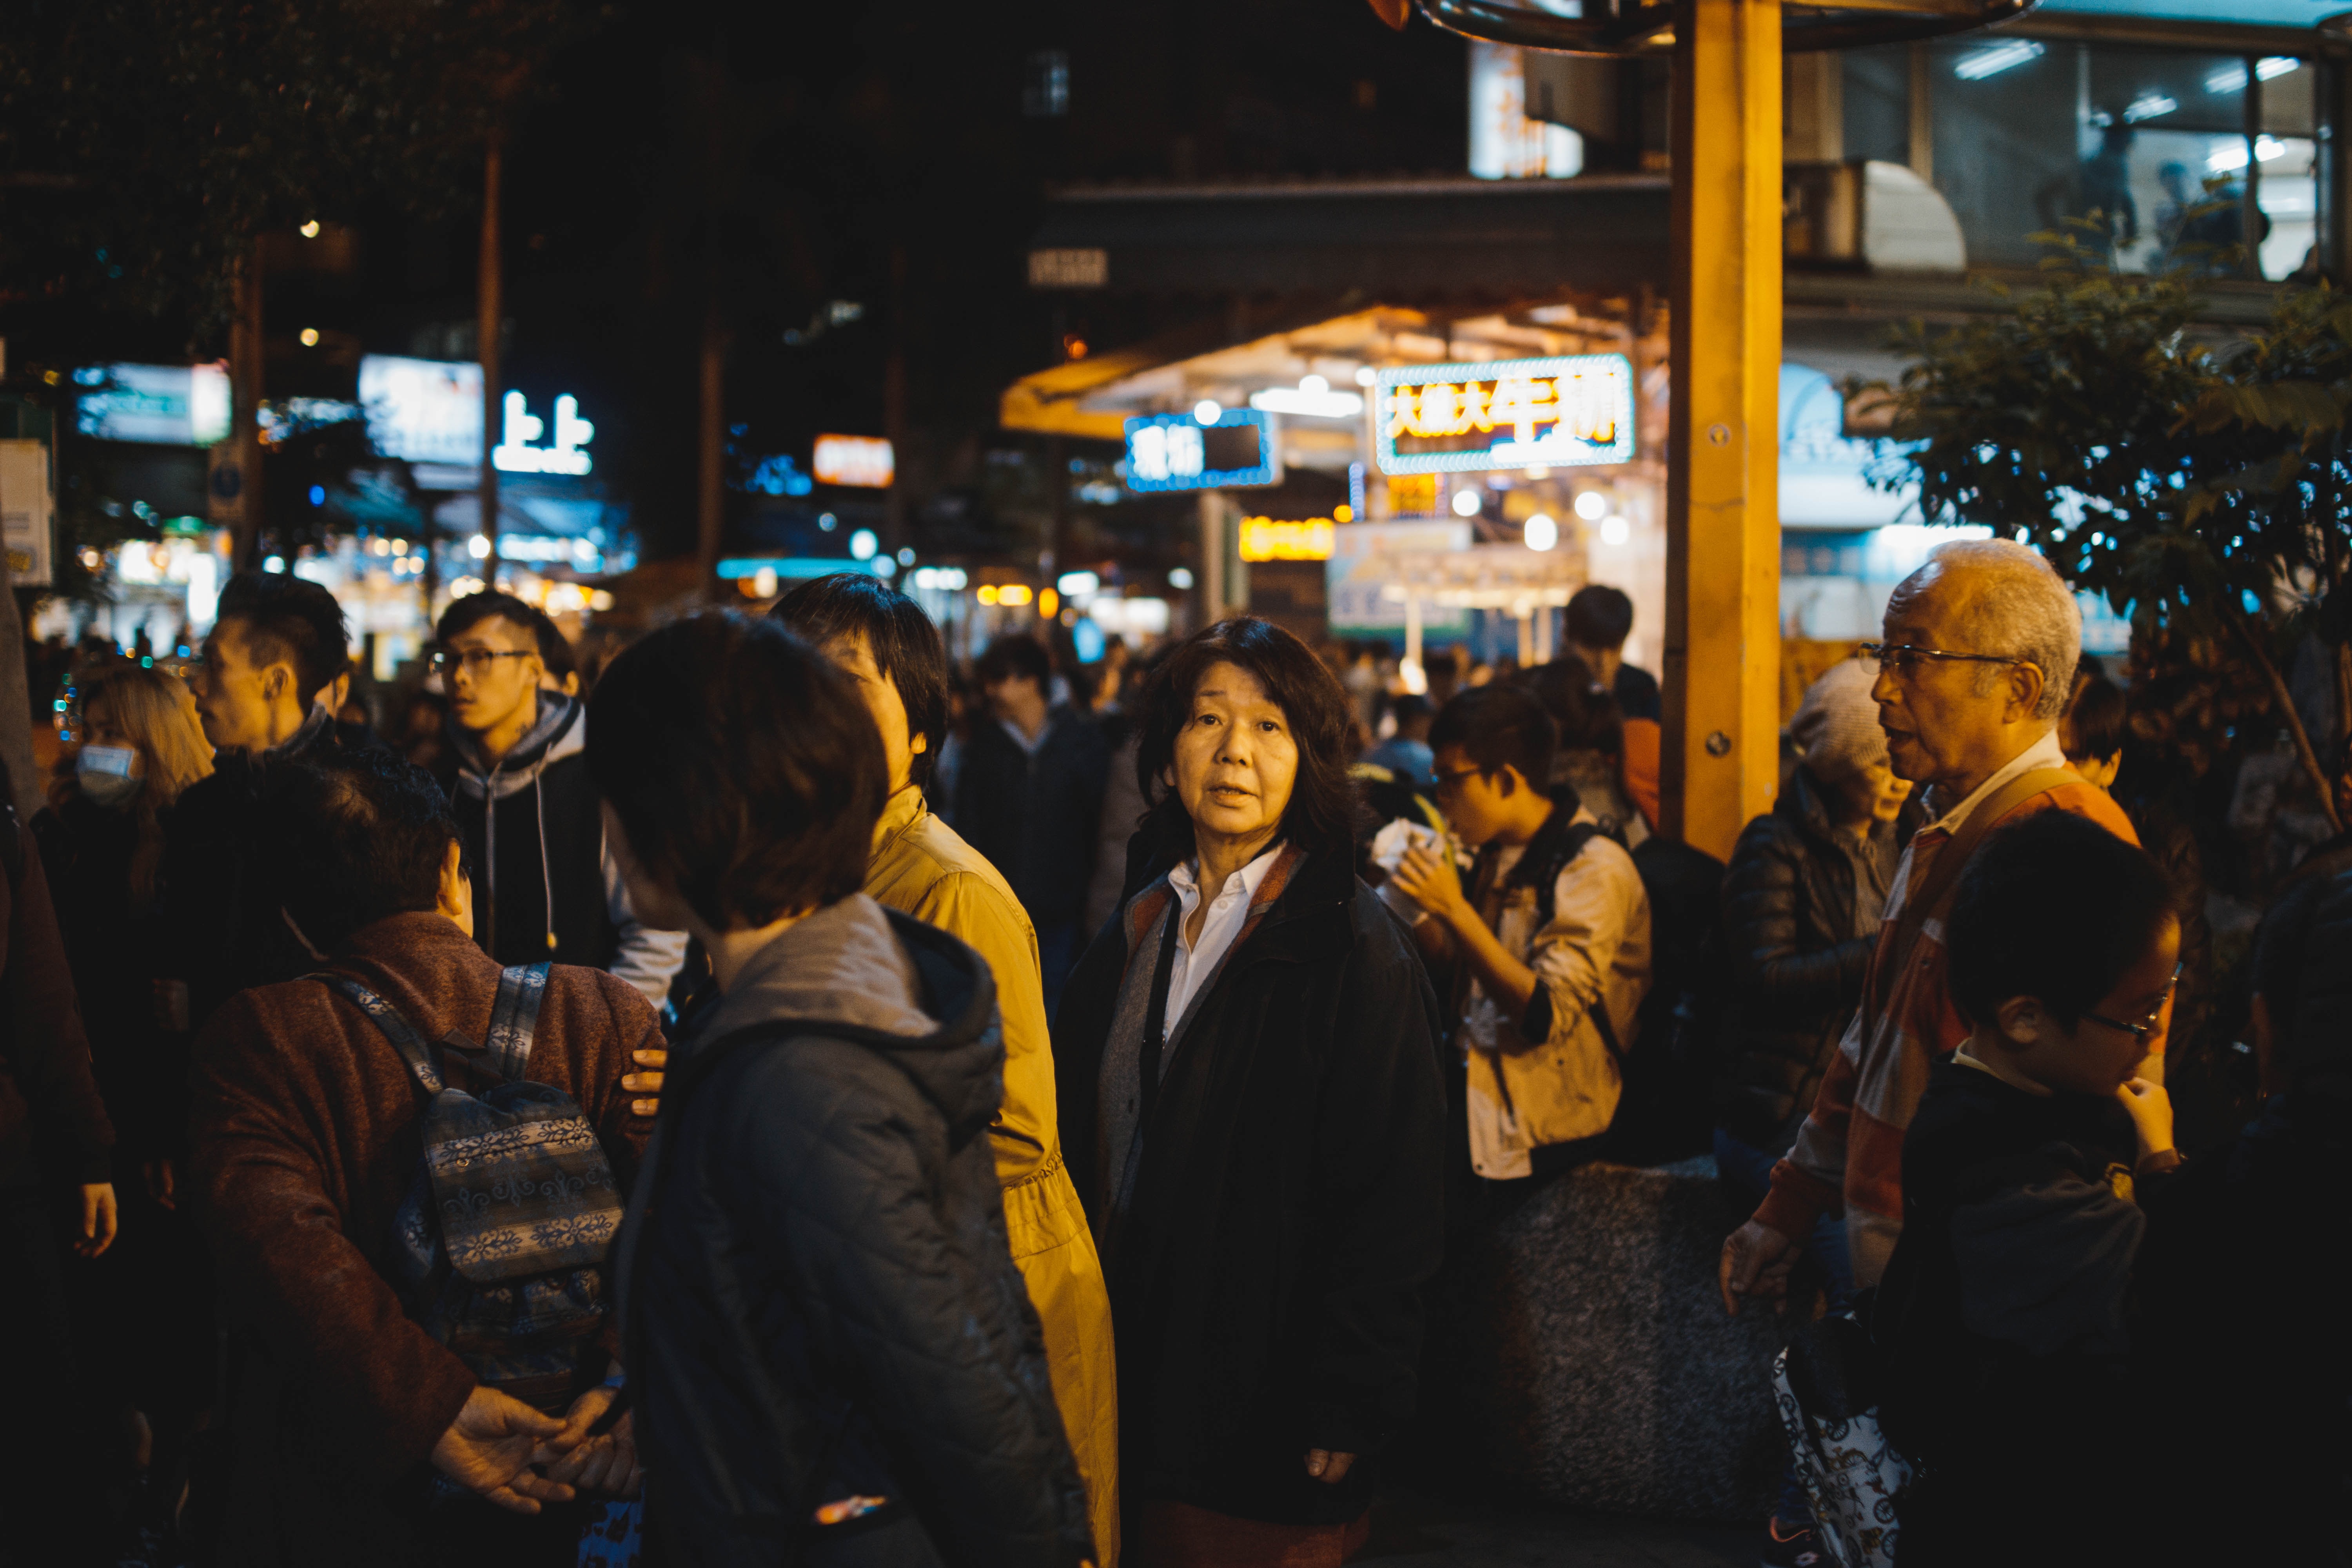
top-left (1771, 1307), bottom-right (1911, 1568)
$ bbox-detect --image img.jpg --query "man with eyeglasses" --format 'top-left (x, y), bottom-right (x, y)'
top-left (431, 592), bottom-right (687, 1010)
top-left (1719, 538), bottom-right (2156, 1314)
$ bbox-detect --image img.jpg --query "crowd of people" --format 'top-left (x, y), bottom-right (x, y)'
top-left (0, 542), bottom-right (2343, 1568)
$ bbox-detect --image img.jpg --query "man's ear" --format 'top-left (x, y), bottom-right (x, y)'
top-left (261, 663), bottom-right (291, 705)
top-left (911, 731), bottom-right (930, 756)
top-left (436, 839), bottom-right (474, 939)
top-left (1990, 994), bottom-right (2046, 1049)
top-left (1495, 766), bottom-right (1518, 799)
top-left (2006, 661), bottom-right (2047, 723)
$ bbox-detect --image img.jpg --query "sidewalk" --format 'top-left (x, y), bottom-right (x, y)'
top-left (1360, 1491), bottom-right (1754, 1567)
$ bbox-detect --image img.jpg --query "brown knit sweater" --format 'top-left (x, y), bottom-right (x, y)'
top-left (190, 910), bottom-right (659, 1489)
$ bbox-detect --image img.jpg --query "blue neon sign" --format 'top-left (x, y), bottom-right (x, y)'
top-left (1123, 408), bottom-right (1280, 493)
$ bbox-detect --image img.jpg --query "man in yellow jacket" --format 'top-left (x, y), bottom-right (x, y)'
top-left (773, 574), bottom-right (1120, 1564)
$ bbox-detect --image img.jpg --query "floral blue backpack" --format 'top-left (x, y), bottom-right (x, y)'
top-left (329, 963), bottom-right (623, 1414)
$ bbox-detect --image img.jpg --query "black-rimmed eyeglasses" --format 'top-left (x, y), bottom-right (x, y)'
top-left (430, 648), bottom-right (534, 675)
top-left (2080, 963), bottom-right (2183, 1043)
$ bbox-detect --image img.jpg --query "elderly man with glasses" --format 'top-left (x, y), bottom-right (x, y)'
top-left (1719, 538), bottom-right (2160, 1312)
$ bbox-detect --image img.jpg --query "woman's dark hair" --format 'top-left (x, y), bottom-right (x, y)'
top-left (771, 572), bottom-right (948, 786)
top-left (1516, 653), bottom-right (1623, 755)
top-left (254, 749), bottom-right (462, 952)
top-left (1947, 810), bottom-right (2178, 1033)
top-left (1133, 616), bottom-right (1359, 866)
top-left (2062, 674), bottom-right (2128, 766)
top-left (588, 613), bottom-right (884, 931)
top-left (1430, 684), bottom-right (1559, 789)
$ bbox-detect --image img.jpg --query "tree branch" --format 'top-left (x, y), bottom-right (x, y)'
top-left (2227, 604), bottom-right (2345, 835)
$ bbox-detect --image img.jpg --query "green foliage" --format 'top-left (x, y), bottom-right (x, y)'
top-left (1860, 232), bottom-right (2352, 822)
top-left (0, 0), bottom-right (588, 338)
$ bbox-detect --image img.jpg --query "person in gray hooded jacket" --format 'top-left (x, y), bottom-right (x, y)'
top-left (432, 593), bottom-right (687, 1008)
top-left (592, 612), bottom-right (1093, 1568)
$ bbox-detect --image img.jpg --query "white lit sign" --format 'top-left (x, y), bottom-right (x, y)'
top-left (74, 363), bottom-right (232, 447)
top-left (492, 391), bottom-right (594, 476)
top-left (358, 355), bottom-right (596, 476)
top-left (814, 434), bottom-right (895, 488)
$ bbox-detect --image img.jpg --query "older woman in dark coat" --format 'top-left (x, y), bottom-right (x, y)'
top-left (1055, 617), bottom-right (1445, 1566)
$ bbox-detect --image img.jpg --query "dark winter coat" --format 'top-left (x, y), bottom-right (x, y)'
top-left (1054, 843), bottom-right (1446, 1527)
top-left (0, 818), bottom-right (113, 1189)
top-left (952, 706), bottom-right (1109, 935)
top-left (36, 793), bottom-right (176, 1157)
top-left (615, 895), bottom-right (1090, 1568)
top-left (159, 711), bottom-right (385, 1033)
top-left (1712, 768), bottom-right (1913, 1151)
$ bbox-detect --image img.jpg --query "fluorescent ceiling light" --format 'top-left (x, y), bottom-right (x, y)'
top-left (2123, 94), bottom-right (2176, 123)
top-left (1953, 40), bottom-right (2042, 81)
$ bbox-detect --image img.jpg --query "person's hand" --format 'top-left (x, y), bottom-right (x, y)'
top-left (1304, 1449), bottom-right (1356, 1484)
top-left (1389, 844), bottom-right (1467, 925)
top-left (430, 1385), bottom-right (577, 1515)
top-left (541, 1385), bottom-right (641, 1497)
top-left (76, 1183), bottom-right (118, 1258)
top-left (623, 1048), bottom-right (666, 1118)
top-left (144, 1158), bottom-right (178, 1210)
top-left (2115, 1076), bottom-right (2174, 1161)
top-left (1718, 1220), bottom-right (1799, 1316)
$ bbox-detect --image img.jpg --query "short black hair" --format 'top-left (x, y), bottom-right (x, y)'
top-left (436, 590), bottom-right (545, 652)
top-left (1947, 810), bottom-right (2178, 1034)
top-left (1566, 584), bottom-right (1634, 651)
top-left (588, 613), bottom-right (884, 931)
top-left (1390, 693), bottom-right (1432, 726)
top-left (216, 571), bottom-right (350, 709)
top-left (2062, 675), bottom-right (2128, 766)
top-left (1429, 684), bottom-right (1559, 791)
top-left (1516, 653), bottom-right (1624, 754)
top-left (254, 749), bottom-right (461, 952)
top-left (771, 573), bottom-right (948, 786)
top-left (976, 632), bottom-right (1052, 692)
top-left (1134, 616), bottom-right (1362, 866)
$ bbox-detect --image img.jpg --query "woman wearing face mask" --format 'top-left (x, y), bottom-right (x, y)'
top-left (37, 661), bottom-right (216, 1545)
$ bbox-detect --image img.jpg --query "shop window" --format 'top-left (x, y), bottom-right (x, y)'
top-left (1840, 39), bottom-right (2323, 280)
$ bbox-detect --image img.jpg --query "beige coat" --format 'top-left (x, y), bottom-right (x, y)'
top-left (866, 787), bottom-right (1120, 1566)
top-left (1460, 807), bottom-right (1653, 1179)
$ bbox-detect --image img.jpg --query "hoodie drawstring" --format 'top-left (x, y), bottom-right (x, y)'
top-left (535, 768), bottom-right (556, 952)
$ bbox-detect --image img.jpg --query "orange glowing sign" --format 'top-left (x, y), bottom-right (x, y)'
top-left (1239, 516), bottom-right (1336, 562)
top-left (813, 434), bottom-right (895, 488)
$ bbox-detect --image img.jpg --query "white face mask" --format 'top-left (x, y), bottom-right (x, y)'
top-left (77, 745), bottom-right (143, 809)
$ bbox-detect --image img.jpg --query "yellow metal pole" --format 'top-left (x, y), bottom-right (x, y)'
top-left (1663, 0), bottom-right (1782, 860)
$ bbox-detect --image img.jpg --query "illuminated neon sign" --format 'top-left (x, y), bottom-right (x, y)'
top-left (493, 392), bottom-right (595, 476)
top-left (814, 434), bottom-right (895, 488)
top-left (1374, 354), bottom-right (1634, 474)
top-left (1239, 516), bottom-right (1336, 561)
top-left (1123, 407), bottom-right (1279, 492)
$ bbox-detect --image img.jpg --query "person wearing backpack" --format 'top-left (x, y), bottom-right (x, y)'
top-left (1389, 684), bottom-right (1652, 1202)
top-left (588, 614), bottom-right (1092, 1568)
top-left (189, 748), bottom-right (660, 1568)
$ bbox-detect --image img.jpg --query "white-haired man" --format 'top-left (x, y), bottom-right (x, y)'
top-left (1719, 538), bottom-right (2163, 1310)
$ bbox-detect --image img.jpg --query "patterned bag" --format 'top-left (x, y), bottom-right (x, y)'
top-left (1771, 1311), bottom-right (1911, 1568)
top-left (331, 964), bottom-right (623, 1412)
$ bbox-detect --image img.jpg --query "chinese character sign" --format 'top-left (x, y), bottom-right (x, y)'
top-left (814, 434), bottom-right (895, 488)
top-left (1375, 354), bottom-right (1634, 474)
top-left (1122, 409), bottom-right (1280, 492)
top-left (1238, 516), bottom-right (1336, 561)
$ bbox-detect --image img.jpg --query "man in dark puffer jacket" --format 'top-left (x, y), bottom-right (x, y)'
top-left (593, 614), bottom-right (1091, 1568)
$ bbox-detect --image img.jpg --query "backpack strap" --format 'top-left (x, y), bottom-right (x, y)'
top-left (483, 964), bottom-right (551, 1083)
top-left (324, 976), bottom-right (446, 1097)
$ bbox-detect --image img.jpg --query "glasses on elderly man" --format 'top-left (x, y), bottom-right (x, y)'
top-left (1855, 642), bottom-right (2040, 678)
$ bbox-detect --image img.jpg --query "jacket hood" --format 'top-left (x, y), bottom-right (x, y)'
top-left (687, 893), bottom-right (1005, 1141)
top-left (448, 691), bottom-right (584, 801)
